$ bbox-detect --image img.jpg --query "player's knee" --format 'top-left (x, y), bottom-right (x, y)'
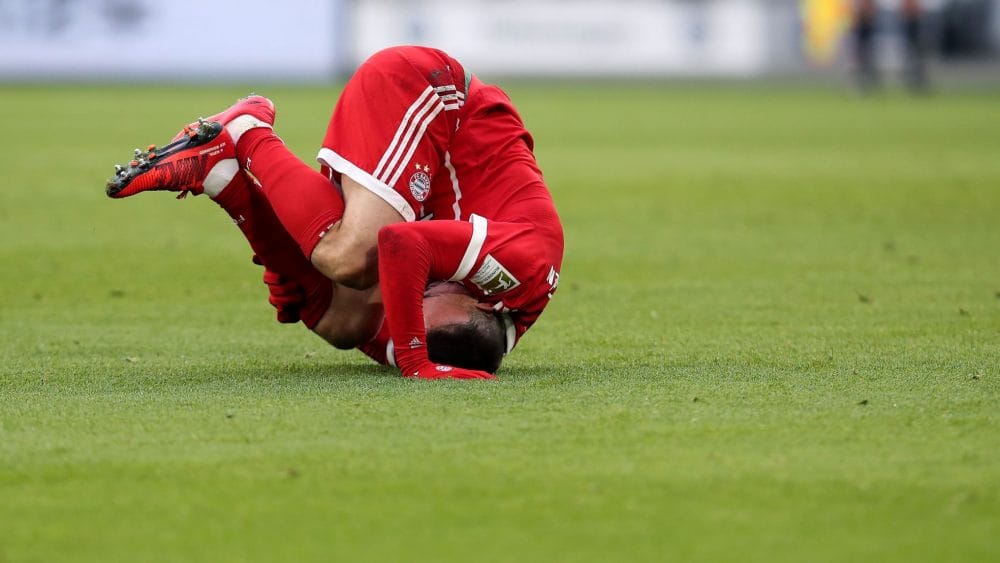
top-left (330, 255), bottom-right (376, 290)
top-left (311, 239), bottom-right (377, 290)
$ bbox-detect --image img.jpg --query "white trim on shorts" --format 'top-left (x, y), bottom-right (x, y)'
top-left (316, 147), bottom-right (415, 222)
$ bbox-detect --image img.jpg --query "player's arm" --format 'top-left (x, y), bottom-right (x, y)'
top-left (377, 221), bottom-right (495, 380)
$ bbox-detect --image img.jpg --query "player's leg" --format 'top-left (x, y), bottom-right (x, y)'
top-left (235, 127), bottom-right (346, 271)
top-left (211, 174), bottom-right (327, 309)
top-left (203, 171), bottom-right (384, 346)
top-left (104, 104), bottom-right (385, 348)
top-left (306, 176), bottom-right (403, 290)
top-left (104, 101), bottom-right (323, 296)
top-left (209, 170), bottom-right (382, 345)
top-left (104, 112), bottom-right (376, 343)
top-left (111, 92), bottom-right (351, 284)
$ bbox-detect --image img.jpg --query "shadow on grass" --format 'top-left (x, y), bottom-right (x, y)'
top-left (88, 351), bottom-right (635, 393)
top-left (216, 359), bottom-right (397, 382)
top-left (99, 356), bottom-right (402, 393)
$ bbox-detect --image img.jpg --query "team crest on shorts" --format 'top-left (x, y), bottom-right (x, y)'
top-left (408, 163), bottom-right (431, 202)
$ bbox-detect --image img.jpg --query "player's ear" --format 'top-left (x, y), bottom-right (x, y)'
top-left (474, 302), bottom-right (495, 313)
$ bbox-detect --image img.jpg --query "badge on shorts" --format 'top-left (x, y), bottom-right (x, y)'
top-left (409, 163), bottom-right (431, 202)
top-left (470, 254), bottom-right (521, 295)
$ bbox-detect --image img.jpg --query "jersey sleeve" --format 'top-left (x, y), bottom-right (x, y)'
top-left (376, 219), bottom-right (480, 375)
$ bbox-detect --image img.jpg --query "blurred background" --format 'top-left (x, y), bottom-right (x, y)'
top-left (1, 0), bottom-right (998, 89)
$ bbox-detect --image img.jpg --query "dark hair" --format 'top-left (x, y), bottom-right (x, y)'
top-left (426, 309), bottom-right (506, 373)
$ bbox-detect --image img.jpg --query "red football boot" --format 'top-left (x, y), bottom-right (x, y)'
top-left (171, 94), bottom-right (275, 144)
top-left (106, 119), bottom-right (238, 199)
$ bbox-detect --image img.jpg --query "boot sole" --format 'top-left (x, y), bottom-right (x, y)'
top-left (106, 120), bottom-right (224, 198)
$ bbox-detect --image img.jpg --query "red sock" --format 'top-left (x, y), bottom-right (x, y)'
top-left (213, 175), bottom-right (332, 329)
top-left (236, 128), bottom-right (345, 259)
top-left (356, 321), bottom-right (391, 366)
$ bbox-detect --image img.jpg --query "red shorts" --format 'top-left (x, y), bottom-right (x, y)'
top-left (316, 45), bottom-right (548, 225)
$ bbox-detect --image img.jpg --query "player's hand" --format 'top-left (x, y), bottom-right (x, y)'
top-left (393, 342), bottom-right (496, 380)
top-left (253, 255), bottom-right (305, 324)
top-left (403, 361), bottom-right (496, 380)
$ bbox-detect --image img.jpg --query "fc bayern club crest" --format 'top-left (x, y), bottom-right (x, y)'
top-left (408, 163), bottom-right (431, 202)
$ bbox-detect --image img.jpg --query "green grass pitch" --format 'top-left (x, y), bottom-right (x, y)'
top-left (1, 82), bottom-right (998, 562)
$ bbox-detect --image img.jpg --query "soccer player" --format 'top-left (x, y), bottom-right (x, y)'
top-left (852, 0), bottom-right (880, 91)
top-left (900, 0), bottom-right (927, 92)
top-left (106, 46), bottom-right (564, 380)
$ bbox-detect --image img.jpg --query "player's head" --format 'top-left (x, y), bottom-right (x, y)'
top-left (422, 282), bottom-right (506, 373)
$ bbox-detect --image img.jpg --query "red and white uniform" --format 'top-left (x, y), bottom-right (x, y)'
top-left (318, 46), bottom-right (564, 366)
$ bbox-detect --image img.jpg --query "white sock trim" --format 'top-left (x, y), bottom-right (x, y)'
top-left (203, 158), bottom-right (240, 198)
top-left (226, 115), bottom-right (273, 144)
